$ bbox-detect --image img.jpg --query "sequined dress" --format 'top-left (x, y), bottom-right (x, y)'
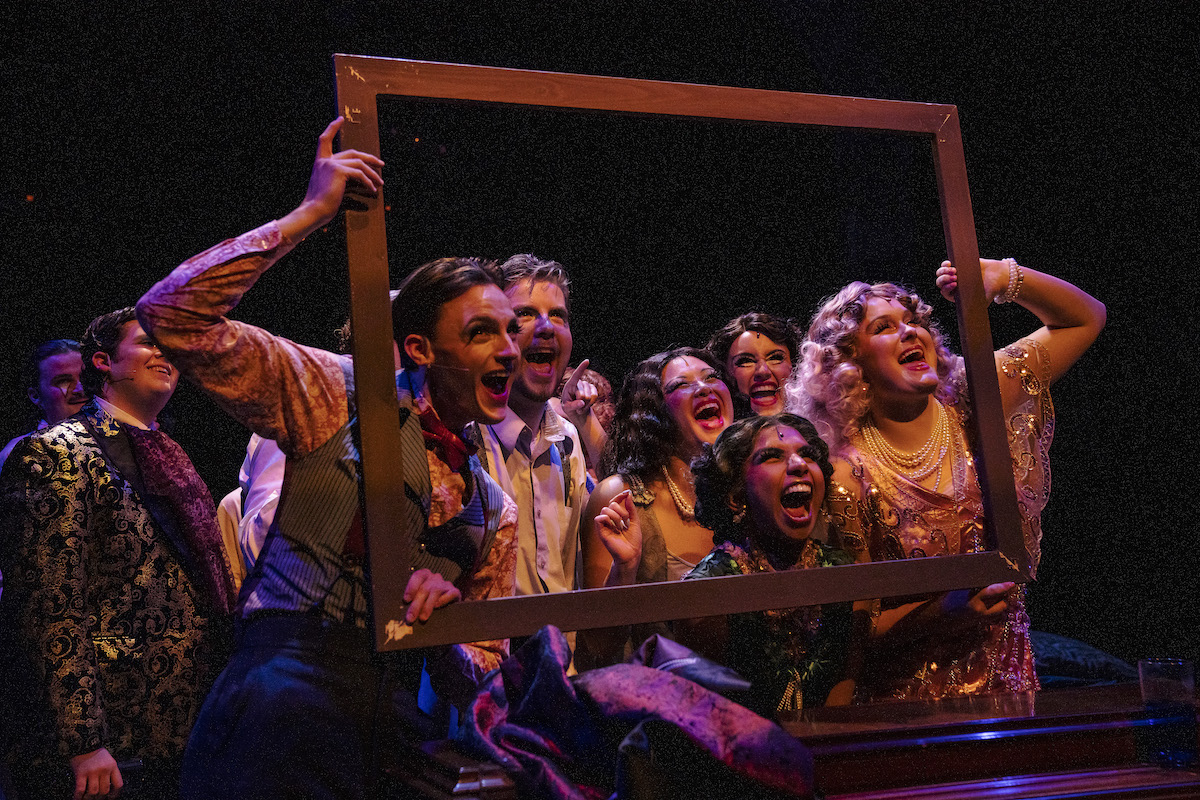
top-left (845, 339), bottom-right (1054, 701)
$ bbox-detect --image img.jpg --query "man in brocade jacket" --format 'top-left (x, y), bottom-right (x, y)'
top-left (0, 307), bottom-right (235, 800)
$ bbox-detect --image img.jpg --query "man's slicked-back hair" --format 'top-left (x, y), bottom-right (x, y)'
top-left (22, 339), bottom-right (82, 424)
top-left (495, 253), bottom-right (570, 308)
top-left (391, 257), bottom-right (500, 368)
top-left (81, 307), bottom-right (139, 397)
top-left (23, 339), bottom-right (81, 394)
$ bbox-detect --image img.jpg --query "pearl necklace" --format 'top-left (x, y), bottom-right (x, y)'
top-left (661, 465), bottom-right (696, 521)
top-left (860, 399), bottom-right (950, 489)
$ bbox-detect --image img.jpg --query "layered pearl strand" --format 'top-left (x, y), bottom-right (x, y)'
top-left (860, 399), bottom-right (950, 491)
top-left (661, 465), bottom-right (696, 521)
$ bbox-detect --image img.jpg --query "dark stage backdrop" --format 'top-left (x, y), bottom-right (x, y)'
top-left (2, 2), bottom-right (1196, 668)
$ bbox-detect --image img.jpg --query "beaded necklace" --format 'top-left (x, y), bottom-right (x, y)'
top-left (660, 465), bottom-right (696, 521)
top-left (860, 398), bottom-right (950, 491)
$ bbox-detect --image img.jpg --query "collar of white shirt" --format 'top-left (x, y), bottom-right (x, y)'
top-left (492, 403), bottom-right (565, 459)
top-left (94, 396), bottom-right (159, 431)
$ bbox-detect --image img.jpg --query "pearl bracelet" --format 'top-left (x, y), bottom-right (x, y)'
top-left (994, 258), bottom-right (1024, 304)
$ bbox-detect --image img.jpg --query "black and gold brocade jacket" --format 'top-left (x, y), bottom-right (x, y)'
top-left (0, 401), bottom-right (222, 765)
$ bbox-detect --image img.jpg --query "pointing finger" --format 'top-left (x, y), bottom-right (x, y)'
top-left (562, 359), bottom-right (590, 399)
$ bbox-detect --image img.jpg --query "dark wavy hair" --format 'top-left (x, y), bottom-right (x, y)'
top-left (598, 346), bottom-right (722, 482)
top-left (706, 312), bottom-right (800, 367)
top-left (392, 257), bottom-right (499, 368)
top-left (706, 312), bottom-right (801, 419)
top-left (693, 413), bottom-right (833, 546)
top-left (81, 307), bottom-right (139, 397)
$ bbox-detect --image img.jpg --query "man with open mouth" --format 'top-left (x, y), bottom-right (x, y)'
top-left (468, 254), bottom-right (596, 614)
top-left (134, 117), bottom-right (521, 799)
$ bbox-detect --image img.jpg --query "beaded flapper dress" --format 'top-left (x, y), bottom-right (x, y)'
top-left (845, 339), bottom-right (1054, 701)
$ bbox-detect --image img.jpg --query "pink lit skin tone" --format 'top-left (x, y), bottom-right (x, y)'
top-left (726, 331), bottom-right (792, 416)
top-left (661, 355), bottom-right (733, 458)
top-left (742, 425), bottom-right (826, 542)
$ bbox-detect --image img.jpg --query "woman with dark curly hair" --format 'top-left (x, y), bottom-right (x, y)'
top-left (577, 347), bottom-right (733, 665)
top-left (679, 413), bottom-right (864, 715)
top-left (706, 312), bottom-right (800, 418)
top-left (789, 258), bottom-right (1105, 701)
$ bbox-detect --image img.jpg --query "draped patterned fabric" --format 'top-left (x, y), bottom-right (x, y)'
top-left (461, 626), bottom-right (815, 800)
top-left (124, 425), bottom-right (237, 615)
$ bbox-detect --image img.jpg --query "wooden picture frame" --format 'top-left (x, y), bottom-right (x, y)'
top-left (331, 54), bottom-right (1027, 652)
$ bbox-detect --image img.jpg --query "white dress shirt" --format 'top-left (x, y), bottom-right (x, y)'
top-left (473, 405), bottom-right (592, 596)
top-left (236, 433), bottom-right (287, 570)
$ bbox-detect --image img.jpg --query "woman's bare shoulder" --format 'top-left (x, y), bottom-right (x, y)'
top-left (586, 474), bottom-right (632, 515)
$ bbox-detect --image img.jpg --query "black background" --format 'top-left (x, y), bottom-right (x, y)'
top-left (3, 2), bottom-right (1196, 667)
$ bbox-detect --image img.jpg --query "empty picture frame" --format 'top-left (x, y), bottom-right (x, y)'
top-left (331, 54), bottom-right (1028, 652)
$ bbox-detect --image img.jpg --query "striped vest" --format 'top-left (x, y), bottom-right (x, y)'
top-left (239, 364), bottom-right (505, 627)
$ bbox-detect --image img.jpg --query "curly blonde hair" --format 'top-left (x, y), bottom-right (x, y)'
top-left (786, 282), bottom-right (965, 452)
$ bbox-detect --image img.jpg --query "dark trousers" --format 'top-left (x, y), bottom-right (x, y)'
top-left (179, 614), bottom-right (422, 800)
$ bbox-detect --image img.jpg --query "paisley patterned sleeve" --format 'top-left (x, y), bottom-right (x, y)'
top-left (136, 221), bottom-right (350, 457)
top-left (999, 338), bottom-right (1054, 439)
top-left (7, 434), bottom-right (106, 757)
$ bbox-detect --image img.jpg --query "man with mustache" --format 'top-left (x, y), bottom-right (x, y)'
top-left (0, 338), bottom-right (87, 473)
top-left (0, 339), bottom-right (88, 610)
top-left (1, 308), bottom-right (235, 800)
top-left (135, 118), bottom-right (519, 799)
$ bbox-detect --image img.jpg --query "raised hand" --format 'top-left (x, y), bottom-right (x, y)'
top-left (279, 117), bottom-right (385, 243)
top-left (594, 489), bottom-right (642, 585)
top-left (935, 260), bottom-right (959, 302)
top-left (558, 359), bottom-right (599, 424)
top-left (937, 258), bottom-right (1011, 304)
